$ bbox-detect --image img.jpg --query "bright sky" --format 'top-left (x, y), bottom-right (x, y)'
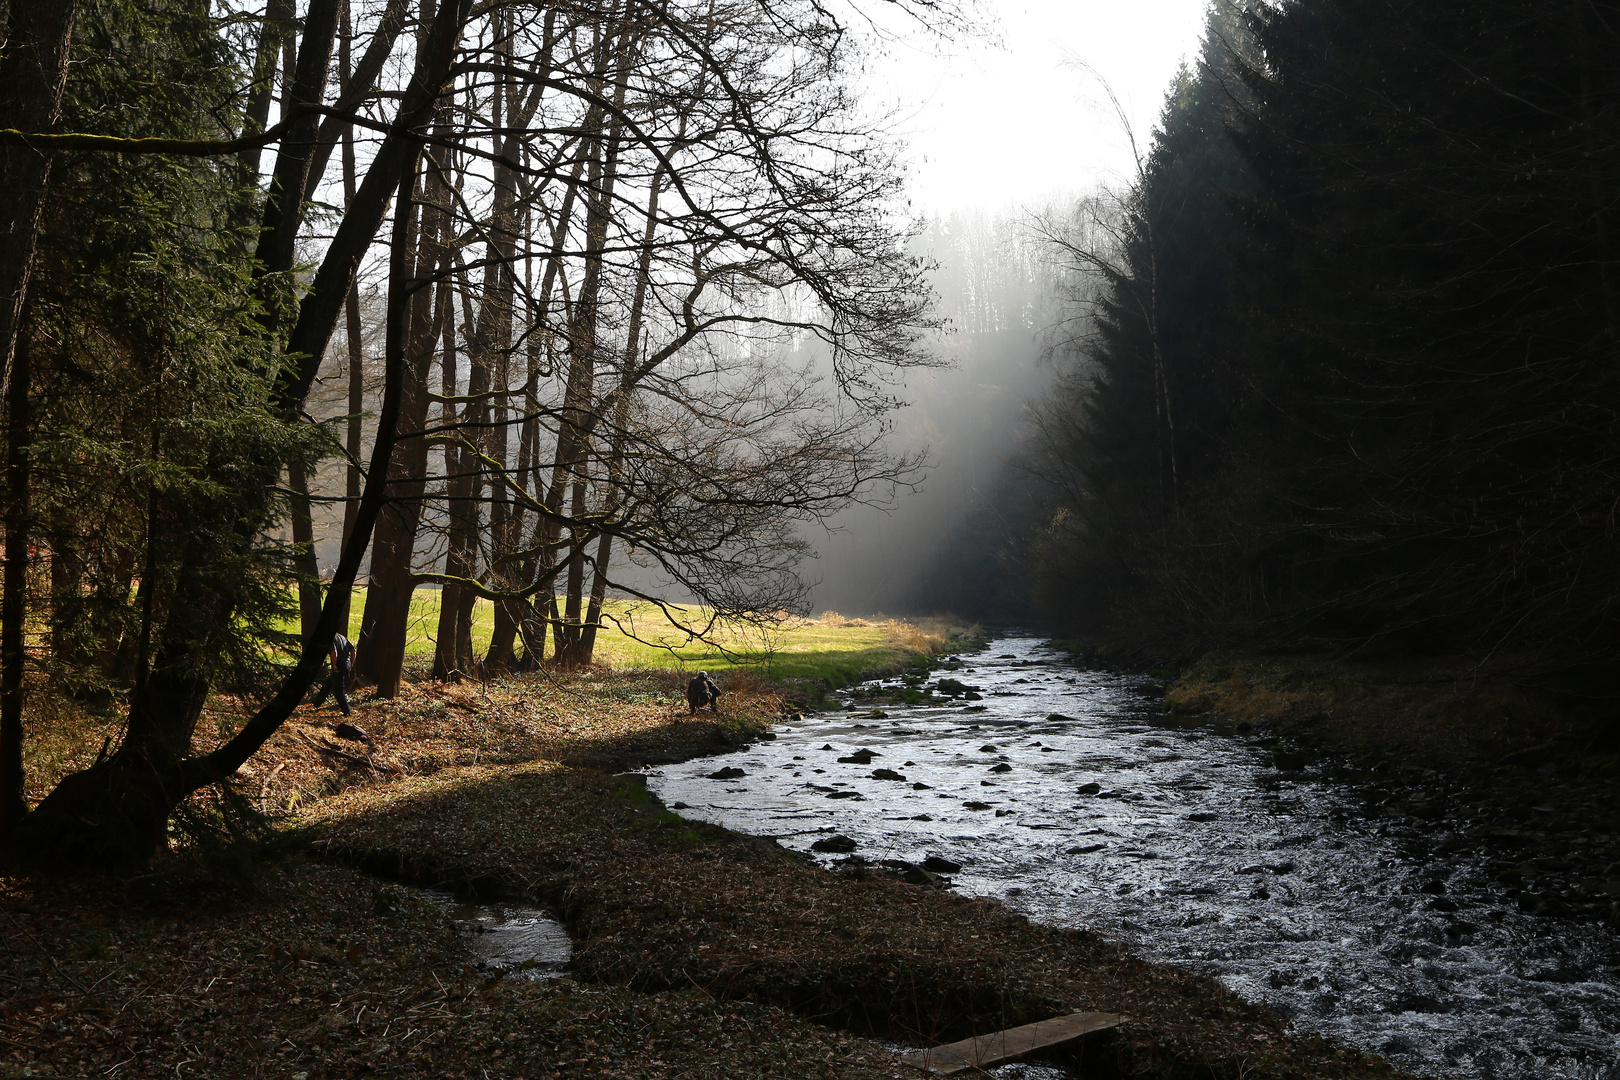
top-left (863, 0), bottom-right (1212, 216)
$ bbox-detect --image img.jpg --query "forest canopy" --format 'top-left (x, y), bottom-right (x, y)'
top-left (1028, 0), bottom-right (1620, 668)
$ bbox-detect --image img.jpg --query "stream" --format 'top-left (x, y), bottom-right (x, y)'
top-left (645, 633), bottom-right (1620, 1080)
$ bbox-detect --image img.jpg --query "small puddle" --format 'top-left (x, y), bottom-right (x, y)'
top-left (418, 889), bottom-right (572, 979)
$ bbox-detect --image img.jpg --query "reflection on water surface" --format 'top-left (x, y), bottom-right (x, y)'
top-left (420, 889), bottom-right (572, 980)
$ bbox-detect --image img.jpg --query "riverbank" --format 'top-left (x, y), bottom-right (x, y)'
top-left (1162, 651), bottom-right (1620, 927)
top-left (3, 634), bottom-right (1407, 1079)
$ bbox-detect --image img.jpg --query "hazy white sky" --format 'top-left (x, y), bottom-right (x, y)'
top-left (863, 0), bottom-right (1212, 216)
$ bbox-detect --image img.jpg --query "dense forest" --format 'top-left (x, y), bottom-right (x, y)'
top-left (0, 0), bottom-right (950, 863)
top-left (1028, 0), bottom-right (1620, 668)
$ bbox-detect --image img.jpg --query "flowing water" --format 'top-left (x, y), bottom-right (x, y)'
top-left (645, 634), bottom-right (1620, 1079)
top-left (419, 889), bottom-right (572, 980)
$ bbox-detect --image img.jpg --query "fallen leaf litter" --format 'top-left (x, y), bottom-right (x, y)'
top-left (4, 664), bottom-right (1408, 1078)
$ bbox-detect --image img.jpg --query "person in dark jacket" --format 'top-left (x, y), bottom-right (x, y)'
top-left (686, 671), bottom-right (721, 714)
top-left (312, 632), bottom-right (356, 717)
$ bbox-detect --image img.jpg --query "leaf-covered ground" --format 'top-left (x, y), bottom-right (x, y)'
top-left (4, 656), bottom-right (1415, 1079)
top-left (0, 862), bottom-right (915, 1079)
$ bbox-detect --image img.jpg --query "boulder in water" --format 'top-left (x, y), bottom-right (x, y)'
top-left (1077, 782), bottom-right (1102, 795)
top-left (901, 866), bottom-right (945, 887)
top-left (922, 855), bottom-right (962, 873)
top-left (706, 766), bottom-right (746, 780)
top-left (811, 834), bottom-right (857, 853)
top-left (871, 768), bottom-right (907, 781)
top-left (1273, 749), bottom-right (1311, 771)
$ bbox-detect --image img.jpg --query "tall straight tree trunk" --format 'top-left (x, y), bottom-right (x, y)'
top-left (433, 292), bottom-right (483, 681)
top-left (287, 462), bottom-right (321, 638)
top-left (257, 0), bottom-right (339, 641)
top-left (0, 1), bottom-right (77, 401)
top-left (253, 0), bottom-right (339, 319)
top-left (546, 28), bottom-right (632, 666)
top-left (0, 316), bottom-right (34, 830)
top-left (337, 0), bottom-right (364, 635)
top-left (485, 151), bottom-right (585, 669)
top-left (354, 235), bottom-right (446, 697)
top-left (577, 165), bottom-right (664, 666)
top-left (472, 8), bottom-right (542, 674)
top-left (238, 0), bottom-right (296, 180)
top-left (353, 47), bottom-right (460, 698)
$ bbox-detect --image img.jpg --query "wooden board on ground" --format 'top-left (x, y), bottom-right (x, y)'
top-left (900, 1011), bottom-right (1126, 1075)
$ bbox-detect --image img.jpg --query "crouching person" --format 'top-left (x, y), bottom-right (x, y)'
top-left (686, 670), bottom-right (721, 714)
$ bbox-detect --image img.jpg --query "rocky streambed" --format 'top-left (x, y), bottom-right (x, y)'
top-left (646, 634), bottom-right (1620, 1080)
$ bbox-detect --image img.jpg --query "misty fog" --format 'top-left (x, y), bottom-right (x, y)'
top-left (804, 209), bottom-right (1065, 619)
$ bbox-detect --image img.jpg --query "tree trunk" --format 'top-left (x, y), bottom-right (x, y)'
top-left (578, 533), bottom-right (614, 664)
top-left (354, 239), bottom-right (445, 696)
top-left (299, 0), bottom-right (410, 207)
top-left (253, 0), bottom-right (340, 328)
top-left (354, 159), bottom-right (450, 697)
top-left (0, 317), bottom-right (33, 830)
top-left (287, 461), bottom-right (321, 639)
top-left (11, 142), bottom-right (431, 865)
top-left (544, 31), bottom-right (631, 665)
top-left (483, 150), bottom-right (584, 668)
top-left (336, 0), bottom-right (363, 636)
top-left (0, 0), bottom-right (77, 400)
top-left (432, 302), bottom-right (482, 681)
top-left (574, 155), bottom-right (662, 667)
top-left (238, 0), bottom-right (295, 180)
top-left (8, 0), bottom-right (474, 864)
top-left (258, 0), bottom-right (337, 639)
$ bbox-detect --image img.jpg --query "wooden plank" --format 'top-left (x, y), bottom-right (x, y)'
top-left (900, 1011), bottom-right (1126, 1075)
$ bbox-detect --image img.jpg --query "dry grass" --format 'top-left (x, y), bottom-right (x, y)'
top-left (18, 612), bottom-right (967, 811)
top-left (0, 861), bottom-right (918, 1080)
top-left (4, 640), bottom-right (1406, 1080)
top-left (296, 763), bottom-right (1406, 1079)
top-left (1164, 650), bottom-right (1595, 767)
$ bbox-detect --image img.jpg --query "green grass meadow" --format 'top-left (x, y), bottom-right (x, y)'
top-left (315, 588), bottom-right (955, 687)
